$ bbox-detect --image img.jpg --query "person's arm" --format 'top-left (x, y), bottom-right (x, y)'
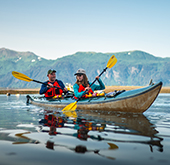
top-left (57, 80), bottom-right (68, 92)
top-left (39, 82), bottom-right (48, 95)
top-left (73, 83), bottom-right (85, 98)
top-left (91, 78), bottom-right (105, 91)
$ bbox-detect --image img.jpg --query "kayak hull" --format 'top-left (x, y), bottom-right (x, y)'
top-left (27, 82), bottom-right (162, 113)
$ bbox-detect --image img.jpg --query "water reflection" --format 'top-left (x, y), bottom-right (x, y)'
top-left (0, 108), bottom-right (164, 161)
top-left (15, 109), bottom-right (163, 152)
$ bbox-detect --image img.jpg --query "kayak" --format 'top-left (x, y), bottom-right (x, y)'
top-left (26, 81), bottom-right (162, 113)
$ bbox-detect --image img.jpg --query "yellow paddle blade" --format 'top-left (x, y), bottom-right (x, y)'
top-left (12, 71), bottom-right (33, 82)
top-left (62, 102), bottom-right (77, 111)
top-left (107, 55), bottom-right (117, 68)
top-left (63, 111), bottom-right (77, 118)
top-left (108, 143), bottom-right (119, 150)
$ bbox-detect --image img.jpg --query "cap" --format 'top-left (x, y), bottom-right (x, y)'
top-left (47, 69), bottom-right (56, 75)
top-left (74, 68), bottom-right (86, 76)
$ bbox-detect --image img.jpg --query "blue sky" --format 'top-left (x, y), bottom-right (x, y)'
top-left (0, 0), bottom-right (170, 59)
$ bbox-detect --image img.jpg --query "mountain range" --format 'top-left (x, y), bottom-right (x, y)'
top-left (0, 48), bottom-right (170, 88)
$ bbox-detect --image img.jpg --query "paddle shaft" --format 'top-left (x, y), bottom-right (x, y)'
top-left (33, 79), bottom-right (63, 89)
top-left (90, 67), bottom-right (107, 87)
top-left (77, 67), bottom-right (107, 101)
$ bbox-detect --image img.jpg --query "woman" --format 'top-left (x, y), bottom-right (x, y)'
top-left (73, 68), bottom-right (105, 99)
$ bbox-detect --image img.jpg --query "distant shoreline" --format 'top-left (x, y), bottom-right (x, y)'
top-left (0, 86), bottom-right (170, 94)
top-left (0, 88), bottom-right (40, 95)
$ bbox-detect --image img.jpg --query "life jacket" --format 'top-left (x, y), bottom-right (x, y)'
top-left (74, 84), bottom-right (94, 99)
top-left (44, 80), bottom-right (63, 98)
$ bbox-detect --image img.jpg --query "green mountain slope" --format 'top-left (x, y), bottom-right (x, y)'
top-left (0, 48), bottom-right (170, 88)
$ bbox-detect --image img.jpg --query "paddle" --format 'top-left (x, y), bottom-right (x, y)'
top-left (62, 55), bottom-right (117, 111)
top-left (12, 71), bottom-right (63, 90)
top-left (63, 110), bottom-right (77, 118)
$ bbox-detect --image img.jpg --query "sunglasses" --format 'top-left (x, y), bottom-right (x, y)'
top-left (77, 74), bottom-right (83, 77)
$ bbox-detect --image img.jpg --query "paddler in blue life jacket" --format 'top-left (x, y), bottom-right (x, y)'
top-left (39, 69), bottom-right (68, 98)
top-left (73, 68), bottom-right (105, 99)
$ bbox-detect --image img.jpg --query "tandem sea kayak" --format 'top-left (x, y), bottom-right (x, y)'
top-left (26, 81), bottom-right (162, 113)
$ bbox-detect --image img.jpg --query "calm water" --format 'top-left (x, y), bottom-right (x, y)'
top-left (0, 94), bottom-right (170, 165)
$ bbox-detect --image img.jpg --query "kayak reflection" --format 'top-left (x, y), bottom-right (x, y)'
top-left (77, 110), bottom-right (163, 152)
top-left (12, 108), bottom-right (163, 160)
top-left (78, 110), bottom-right (159, 137)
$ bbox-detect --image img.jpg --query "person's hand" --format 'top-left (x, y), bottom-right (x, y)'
top-left (47, 83), bottom-right (53, 88)
top-left (85, 86), bottom-right (91, 91)
top-left (63, 88), bottom-right (68, 92)
top-left (96, 76), bottom-right (99, 80)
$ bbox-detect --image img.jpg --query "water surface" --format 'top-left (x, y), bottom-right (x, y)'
top-left (0, 94), bottom-right (170, 165)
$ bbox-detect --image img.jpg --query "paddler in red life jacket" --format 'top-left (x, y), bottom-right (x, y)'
top-left (39, 69), bottom-right (68, 98)
top-left (73, 68), bottom-right (105, 99)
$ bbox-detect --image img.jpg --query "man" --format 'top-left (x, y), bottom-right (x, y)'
top-left (40, 69), bottom-right (68, 98)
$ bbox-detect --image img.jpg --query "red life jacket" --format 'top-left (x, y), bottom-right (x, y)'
top-left (74, 84), bottom-right (93, 99)
top-left (44, 80), bottom-right (63, 98)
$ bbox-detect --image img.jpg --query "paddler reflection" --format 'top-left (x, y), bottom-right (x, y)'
top-left (38, 110), bottom-right (119, 158)
top-left (39, 110), bottom-right (106, 140)
top-left (39, 111), bottom-right (65, 135)
top-left (38, 111), bottom-right (118, 159)
top-left (74, 117), bottom-right (106, 140)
